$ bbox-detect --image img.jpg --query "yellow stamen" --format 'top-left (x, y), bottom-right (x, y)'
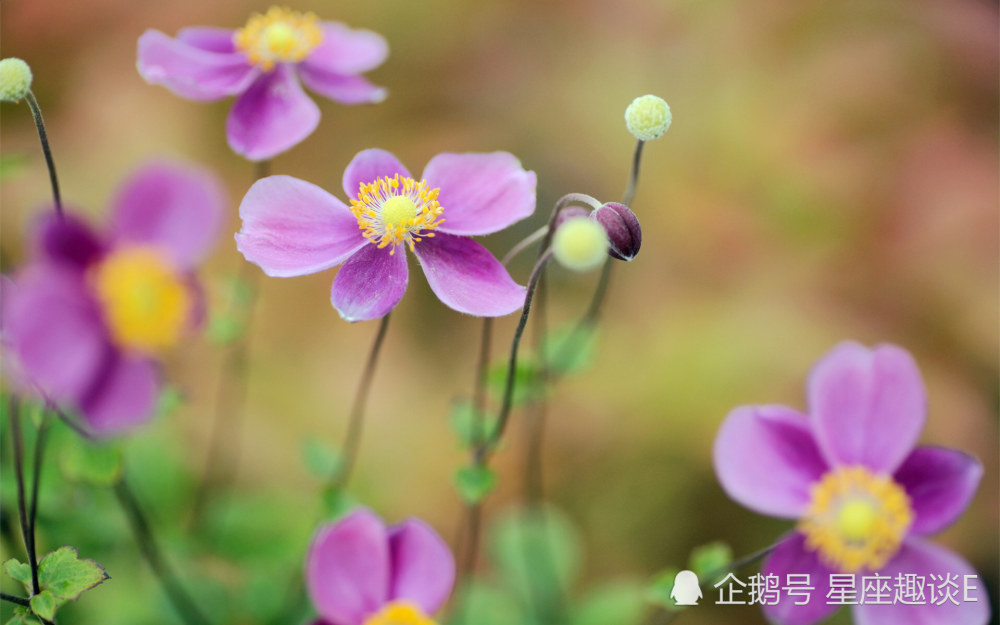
top-left (93, 246), bottom-right (191, 353)
top-left (234, 7), bottom-right (323, 71)
top-left (799, 466), bottom-right (912, 572)
top-left (349, 174), bottom-right (445, 254)
top-left (363, 601), bottom-right (437, 625)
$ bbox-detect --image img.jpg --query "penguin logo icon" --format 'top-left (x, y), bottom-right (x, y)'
top-left (670, 570), bottom-right (702, 605)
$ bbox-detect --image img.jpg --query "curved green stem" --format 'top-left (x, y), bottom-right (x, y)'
top-left (25, 91), bottom-right (62, 216)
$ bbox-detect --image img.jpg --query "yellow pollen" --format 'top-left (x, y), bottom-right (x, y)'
top-left (349, 174), bottom-right (445, 254)
top-left (93, 246), bottom-right (191, 353)
top-left (234, 7), bottom-right (323, 71)
top-left (363, 601), bottom-right (437, 625)
top-left (799, 466), bottom-right (912, 573)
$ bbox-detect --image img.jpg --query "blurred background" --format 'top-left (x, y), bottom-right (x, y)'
top-left (1, 0), bottom-right (997, 624)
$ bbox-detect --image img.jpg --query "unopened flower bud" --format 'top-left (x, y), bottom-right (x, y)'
top-left (592, 202), bottom-right (641, 261)
top-left (0, 58), bottom-right (32, 102)
top-left (552, 217), bottom-right (608, 272)
top-left (624, 94), bottom-right (671, 141)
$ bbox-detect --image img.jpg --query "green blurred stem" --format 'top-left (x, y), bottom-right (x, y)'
top-left (28, 416), bottom-right (51, 587)
top-left (622, 139), bottom-right (645, 207)
top-left (329, 312), bottom-right (392, 491)
top-left (114, 479), bottom-right (211, 625)
top-left (25, 91), bottom-right (63, 216)
top-left (9, 397), bottom-right (40, 595)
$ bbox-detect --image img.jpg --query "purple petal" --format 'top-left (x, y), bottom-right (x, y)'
top-left (854, 538), bottom-right (989, 625)
top-left (176, 27), bottom-right (237, 53)
top-left (712, 405), bottom-right (829, 519)
top-left (110, 161), bottom-right (225, 269)
top-left (137, 29), bottom-right (257, 101)
top-left (79, 355), bottom-right (159, 435)
top-left (32, 212), bottom-right (104, 269)
top-left (341, 149), bottom-right (411, 200)
top-left (388, 520), bottom-right (455, 614)
top-left (422, 153), bottom-right (536, 236)
top-left (298, 69), bottom-right (387, 105)
top-left (2, 266), bottom-right (109, 403)
top-left (331, 244), bottom-right (408, 322)
top-left (306, 509), bottom-right (390, 625)
top-left (894, 447), bottom-right (983, 536)
top-left (761, 533), bottom-right (840, 625)
top-left (236, 176), bottom-right (366, 277)
top-left (412, 233), bottom-right (525, 317)
top-left (808, 342), bottom-right (926, 473)
top-left (303, 22), bottom-right (389, 75)
top-left (226, 66), bottom-right (320, 161)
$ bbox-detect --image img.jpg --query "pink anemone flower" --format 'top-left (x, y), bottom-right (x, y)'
top-left (236, 148), bottom-right (536, 321)
top-left (137, 7), bottom-right (388, 161)
top-left (306, 508), bottom-right (455, 625)
top-left (714, 342), bottom-right (988, 625)
top-left (1, 162), bottom-right (224, 434)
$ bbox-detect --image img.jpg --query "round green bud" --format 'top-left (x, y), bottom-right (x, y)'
top-left (552, 217), bottom-right (609, 272)
top-left (624, 94), bottom-right (671, 141)
top-left (0, 58), bottom-right (33, 102)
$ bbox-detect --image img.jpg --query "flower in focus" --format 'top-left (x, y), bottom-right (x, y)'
top-left (137, 7), bottom-right (388, 161)
top-left (306, 508), bottom-right (455, 625)
top-left (624, 94), bottom-right (671, 141)
top-left (1, 162), bottom-right (224, 435)
top-left (591, 202), bottom-right (641, 261)
top-left (236, 148), bottom-right (536, 321)
top-left (0, 57), bottom-right (33, 102)
top-left (713, 342), bottom-right (988, 625)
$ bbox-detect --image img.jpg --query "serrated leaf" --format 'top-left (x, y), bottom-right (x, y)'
top-left (302, 438), bottom-right (343, 479)
top-left (689, 541), bottom-right (733, 583)
top-left (544, 325), bottom-right (598, 376)
top-left (6, 606), bottom-right (39, 625)
top-left (37, 546), bottom-right (108, 601)
top-left (646, 567), bottom-right (684, 611)
top-left (58, 438), bottom-right (122, 487)
top-left (29, 590), bottom-right (55, 620)
top-left (450, 401), bottom-right (496, 448)
top-left (3, 558), bottom-right (32, 591)
top-left (454, 465), bottom-right (497, 504)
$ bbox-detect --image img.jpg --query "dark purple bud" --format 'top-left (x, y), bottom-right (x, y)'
top-left (591, 202), bottom-right (641, 261)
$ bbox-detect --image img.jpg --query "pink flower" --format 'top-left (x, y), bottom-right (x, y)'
top-left (137, 7), bottom-right (388, 161)
top-left (306, 508), bottom-right (455, 625)
top-left (714, 342), bottom-right (988, 625)
top-left (1, 162), bottom-right (224, 434)
top-left (236, 148), bottom-right (536, 321)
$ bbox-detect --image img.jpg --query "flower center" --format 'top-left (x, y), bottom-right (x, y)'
top-left (93, 246), bottom-right (191, 353)
top-left (799, 466), bottom-right (912, 573)
top-left (350, 174), bottom-right (445, 254)
top-left (234, 7), bottom-right (323, 71)
top-left (363, 601), bottom-right (437, 625)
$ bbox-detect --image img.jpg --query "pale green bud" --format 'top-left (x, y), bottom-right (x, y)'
top-left (625, 94), bottom-right (671, 141)
top-left (552, 217), bottom-right (609, 272)
top-left (0, 58), bottom-right (33, 102)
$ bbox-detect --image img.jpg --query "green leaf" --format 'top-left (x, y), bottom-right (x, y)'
top-left (454, 465), bottom-right (497, 504)
top-left (3, 558), bottom-right (32, 590)
top-left (689, 541), bottom-right (733, 583)
top-left (448, 581), bottom-right (527, 625)
top-left (320, 487), bottom-right (358, 521)
top-left (58, 437), bottom-right (123, 487)
top-left (572, 582), bottom-right (646, 625)
top-left (6, 606), bottom-right (40, 625)
top-left (645, 567), bottom-right (683, 611)
top-left (37, 546), bottom-right (108, 601)
top-left (449, 401), bottom-right (495, 448)
top-left (487, 359), bottom-right (544, 405)
top-left (544, 325), bottom-right (598, 376)
top-left (302, 438), bottom-right (343, 479)
top-left (29, 590), bottom-right (55, 621)
top-left (206, 314), bottom-right (246, 345)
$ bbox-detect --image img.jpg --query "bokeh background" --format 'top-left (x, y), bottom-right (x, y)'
top-left (1, 0), bottom-right (997, 624)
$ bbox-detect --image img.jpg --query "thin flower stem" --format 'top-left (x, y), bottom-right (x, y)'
top-left (329, 312), bottom-right (392, 491)
top-left (114, 479), bottom-right (212, 625)
top-left (28, 416), bottom-right (50, 586)
top-left (501, 226), bottom-right (549, 266)
top-left (9, 397), bottom-right (40, 595)
top-left (24, 91), bottom-right (62, 216)
top-left (0, 592), bottom-right (31, 607)
top-left (622, 139), bottom-right (645, 207)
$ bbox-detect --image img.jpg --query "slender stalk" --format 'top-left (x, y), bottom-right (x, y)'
top-left (622, 139), bottom-right (645, 207)
top-left (501, 226), bottom-right (548, 266)
top-left (328, 313), bottom-right (392, 491)
top-left (114, 479), bottom-right (211, 625)
top-left (24, 91), bottom-right (62, 216)
top-left (28, 416), bottom-right (50, 585)
top-left (0, 592), bottom-right (30, 608)
top-left (9, 398), bottom-right (40, 595)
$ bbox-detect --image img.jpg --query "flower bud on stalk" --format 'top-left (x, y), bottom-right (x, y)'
top-left (591, 202), bottom-right (641, 261)
top-left (0, 58), bottom-right (33, 102)
top-left (624, 94), bottom-right (671, 141)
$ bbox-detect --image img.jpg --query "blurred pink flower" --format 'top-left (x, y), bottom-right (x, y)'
top-left (236, 148), bottom-right (536, 321)
top-left (2, 162), bottom-right (224, 434)
top-left (306, 508), bottom-right (454, 625)
top-left (137, 7), bottom-right (388, 161)
top-left (714, 342), bottom-right (988, 625)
